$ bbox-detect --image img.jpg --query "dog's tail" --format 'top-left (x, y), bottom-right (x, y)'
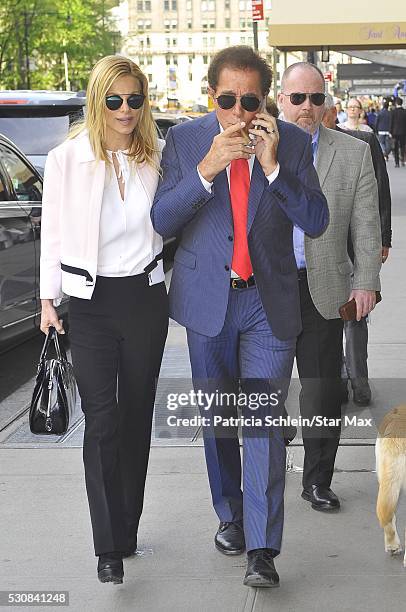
top-left (376, 439), bottom-right (402, 527)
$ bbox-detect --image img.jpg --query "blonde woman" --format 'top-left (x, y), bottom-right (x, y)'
top-left (340, 98), bottom-right (373, 132)
top-left (40, 56), bottom-right (168, 584)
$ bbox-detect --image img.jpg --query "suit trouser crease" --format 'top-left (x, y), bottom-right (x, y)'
top-left (187, 286), bottom-right (295, 553)
top-left (296, 273), bottom-right (343, 489)
top-left (68, 276), bottom-right (168, 556)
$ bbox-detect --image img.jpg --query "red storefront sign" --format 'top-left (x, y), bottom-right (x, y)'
top-left (251, 0), bottom-right (264, 21)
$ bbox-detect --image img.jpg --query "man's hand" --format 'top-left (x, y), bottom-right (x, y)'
top-left (348, 289), bottom-right (376, 321)
top-left (40, 299), bottom-right (65, 335)
top-left (249, 113), bottom-right (279, 176)
top-left (198, 122), bottom-right (253, 182)
top-left (382, 246), bottom-right (390, 263)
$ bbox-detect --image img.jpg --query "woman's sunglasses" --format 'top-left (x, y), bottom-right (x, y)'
top-left (105, 93), bottom-right (145, 111)
top-left (215, 94), bottom-right (262, 112)
top-left (282, 92), bottom-right (326, 106)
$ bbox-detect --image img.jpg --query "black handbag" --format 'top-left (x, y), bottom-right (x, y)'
top-left (29, 327), bottom-right (77, 435)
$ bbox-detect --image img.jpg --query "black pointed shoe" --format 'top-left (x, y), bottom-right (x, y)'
top-left (301, 485), bottom-right (340, 511)
top-left (243, 549), bottom-right (280, 588)
top-left (97, 554), bottom-right (124, 584)
top-left (214, 521), bottom-right (245, 555)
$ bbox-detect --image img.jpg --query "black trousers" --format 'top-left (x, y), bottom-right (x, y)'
top-left (393, 135), bottom-right (406, 166)
top-left (296, 271), bottom-right (343, 489)
top-left (69, 275), bottom-right (168, 556)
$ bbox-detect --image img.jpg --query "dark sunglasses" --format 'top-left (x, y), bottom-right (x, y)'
top-left (215, 94), bottom-right (262, 112)
top-left (105, 93), bottom-right (145, 111)
top-left (283, 92), bottom-right (326, 106)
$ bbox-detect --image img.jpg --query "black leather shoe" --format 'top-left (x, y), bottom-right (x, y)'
top-left (352, 383), bottom-right (371, 406)
top-left (97, 554), bottom-right (124, 584)
top-left (301, 485), bottom-right (340, 511)
top-left (243, 549), bottom-right (280, 588)
top-left (215, 521), bottom-right (245, 555)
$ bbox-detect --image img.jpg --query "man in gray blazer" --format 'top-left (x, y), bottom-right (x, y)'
top-left (278, 62), bottom-right (382, 511)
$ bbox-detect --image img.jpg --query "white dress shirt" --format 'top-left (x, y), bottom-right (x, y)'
top-left (97, 149), bottom-right (164, 281)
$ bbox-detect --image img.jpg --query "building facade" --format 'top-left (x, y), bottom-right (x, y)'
top-left (122, 0), bottom-right (276, 109)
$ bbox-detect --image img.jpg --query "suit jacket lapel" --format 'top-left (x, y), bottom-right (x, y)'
top-left (316, 125), bottom-right (336, 188)
top-left (247, 157), bottom-right (265, 234)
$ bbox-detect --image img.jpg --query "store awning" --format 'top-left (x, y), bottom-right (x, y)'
top-left (268, 22), bottom-right (406, 51)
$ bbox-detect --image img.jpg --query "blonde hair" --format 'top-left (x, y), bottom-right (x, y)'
top-left (70, 55), bottom-right (159, 170)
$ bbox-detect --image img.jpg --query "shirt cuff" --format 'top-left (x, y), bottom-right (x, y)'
top-left (266, 163), bottom-right (280, 185)
top-left (197, 166), bottom-right (213, 193)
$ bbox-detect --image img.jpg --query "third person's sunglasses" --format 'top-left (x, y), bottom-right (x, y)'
top-left (282, 92), bottom-right (326, 106)
top-left (215, 94), bottom-right (262, 112)
top-left (105, 93), bottom-right (145, 110)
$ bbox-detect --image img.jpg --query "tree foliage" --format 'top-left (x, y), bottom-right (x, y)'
top-left (0, 0), bottom-right (121, 90)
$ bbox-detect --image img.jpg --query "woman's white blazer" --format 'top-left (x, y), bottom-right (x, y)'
top-left (40, 131), bottom-right (164, 304)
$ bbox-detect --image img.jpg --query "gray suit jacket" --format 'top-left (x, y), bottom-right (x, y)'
top-left (305, 125), bottom-right (382, 320)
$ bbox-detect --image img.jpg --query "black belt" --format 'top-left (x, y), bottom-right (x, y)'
top-left (297, 268), bottom-right (307, 279)
top-left (230, 275), bottom-right (256, 289)
top-left (144, 251), bottom-right (163, 274)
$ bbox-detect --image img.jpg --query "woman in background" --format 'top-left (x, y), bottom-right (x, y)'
top-left (340, 98), bottom-right (373, 132)
top-left (39, 55), bottom-right (168, 584)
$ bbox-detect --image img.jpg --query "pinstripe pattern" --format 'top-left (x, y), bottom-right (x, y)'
top-left (151, 112), bottom-right (329, 340)
top-left (187, 287), bottom-right (295, 553)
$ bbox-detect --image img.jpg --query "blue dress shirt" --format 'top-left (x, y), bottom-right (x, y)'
top-left (293, 129), bottom-right (319, 269)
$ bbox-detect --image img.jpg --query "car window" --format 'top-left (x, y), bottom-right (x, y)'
top-left (0, 144), bottom-right (42, 202)
top-left (0, 116), bottom-right (70, 156)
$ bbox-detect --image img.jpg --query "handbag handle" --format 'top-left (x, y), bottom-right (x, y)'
top-left (39, 326), bottom-right (67, 363)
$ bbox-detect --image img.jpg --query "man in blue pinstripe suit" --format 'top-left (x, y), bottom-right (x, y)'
top-left (151, 46), bottom-right (328, 588)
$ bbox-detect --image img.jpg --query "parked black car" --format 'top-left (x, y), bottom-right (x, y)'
top-left (152, 112), bottom-right (192, 138)
top-left (0, 133), bottom-right (69, 352)
top-left (0, 90), bottom-right (86, 175)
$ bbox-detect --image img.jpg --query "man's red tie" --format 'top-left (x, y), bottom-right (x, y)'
top-left (230, 158), bottom-right (252, 280)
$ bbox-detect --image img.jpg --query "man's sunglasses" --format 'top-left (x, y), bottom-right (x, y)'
top-left (282, 92), bottom-right (326, 106)
top-left (215, 94), bottom-right (262, 112)
top-left (105, 93), bottom-right (145, 111)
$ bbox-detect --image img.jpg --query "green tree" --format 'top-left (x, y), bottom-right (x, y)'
top-left (0, 0), bottom-right (121, 90)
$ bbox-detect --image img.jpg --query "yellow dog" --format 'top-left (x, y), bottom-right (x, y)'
top-left (376, 405), bottom-right (406, 564)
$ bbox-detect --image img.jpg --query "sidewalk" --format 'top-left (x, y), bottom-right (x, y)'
top-left (0, 164), bottom-right (405, 612)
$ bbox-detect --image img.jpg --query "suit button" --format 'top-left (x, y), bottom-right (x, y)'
top-left (224, 265), bottom-right (230, 271)
top-left (228, 235), bottom-right (233, 241)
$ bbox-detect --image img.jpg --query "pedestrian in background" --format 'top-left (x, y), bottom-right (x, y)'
top-left (335, 100), bottom-right (347, 123)
top-left (40, 55), bottom-right (168, 584)
top-left (322, 93), bottom-right (392, 406)
top-left (376, 101), bottom-right (392, 160)
top-left (340, 98), bottom-right (373, 132)
top-left (367, 106), bottom-right (378, 131)
top-left (390, 97), bottom-right (406, 167)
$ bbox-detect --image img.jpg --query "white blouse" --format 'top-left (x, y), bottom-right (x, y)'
top-left (340, 122), bottom-right (373, 133)
top-left (97, 149), bottom-right (164, 281)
